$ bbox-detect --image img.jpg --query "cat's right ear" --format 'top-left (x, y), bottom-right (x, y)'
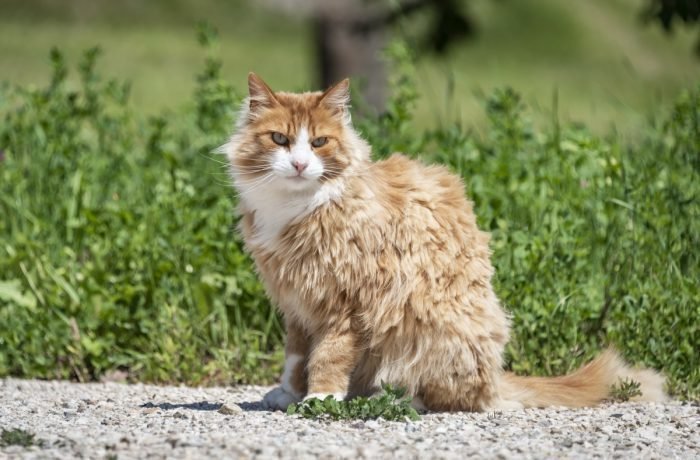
top-left (319, 78), bottom-right (350, 111)
top-left (248, 73), bottom-right (277, 111)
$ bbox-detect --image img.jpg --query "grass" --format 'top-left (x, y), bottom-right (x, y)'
top-left (411, 0), bottom-right (698, 133)
top-left (0, 0), bottom-right (312, 113)
top-left (0, 26), bottom-right (698, 400)
top-left (0, 39), bottom-right (284, 384)
top-left (0, 0), bottom-right (697, 134)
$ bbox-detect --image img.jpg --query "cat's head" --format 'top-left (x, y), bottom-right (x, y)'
top-left (227, 73), bottom-right (368, 195)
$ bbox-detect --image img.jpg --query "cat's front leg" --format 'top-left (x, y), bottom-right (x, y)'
top-left (263, 318), bottom-right (309, 411)
top-left (304, 319), bottom-right (360, 402)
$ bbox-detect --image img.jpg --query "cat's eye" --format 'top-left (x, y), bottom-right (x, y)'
top-left (271, 132), bottom-right (289, 146)
top-left (311, 136), bottom-right (328, 148)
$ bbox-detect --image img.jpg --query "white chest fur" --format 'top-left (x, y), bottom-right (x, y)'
top-left (239, 179), bottom-right (344, 250)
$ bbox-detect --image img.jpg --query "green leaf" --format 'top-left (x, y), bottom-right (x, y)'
top-left (0, 280), bottom-right (36, 309)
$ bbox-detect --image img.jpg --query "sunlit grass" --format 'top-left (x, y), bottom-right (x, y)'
top-left (411, 0), bottom-right (698, 133)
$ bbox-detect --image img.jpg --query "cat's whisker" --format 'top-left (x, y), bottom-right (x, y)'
top-left (239, 164), bottom-right (273, 170)
top-left (237, 157), bottom-right (274, 164)
top-left (236, 169), bottom-right (273, 175)
top-left (208, 172), bottom-right (235, 178)
top-left (205, 171), bottom-right (237, 188)
top-left (236, 164), bottom-right (272, 170)
top-left (201, 153), bottom-right (231, 167)
top-left (235, 172), bottom-right (275, 187)
top-left (320, 169), bottom-right (370, 180)
top-left (233, 174), bottom-right (276, 198)
top-left (232, 168), bottom-right (272, 177)
top-left (211, 178), bottom-right (235, 188)
top-left (232, 170), bottom-right (272, 183)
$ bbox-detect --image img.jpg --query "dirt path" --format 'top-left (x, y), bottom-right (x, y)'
top-left (1, 378), bottom-right (698, 459)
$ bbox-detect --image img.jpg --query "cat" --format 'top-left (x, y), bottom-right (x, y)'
top-left (225, 73), bottom-right (667, 412)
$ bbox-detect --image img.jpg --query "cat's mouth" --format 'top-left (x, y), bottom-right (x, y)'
top-left (283, 174), bottom-right (320, 189)
top-left (286, 174), bottom-right (310, 181)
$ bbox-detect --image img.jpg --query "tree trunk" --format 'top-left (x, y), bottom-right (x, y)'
top-left (312, 9), bottom-right (387, 112)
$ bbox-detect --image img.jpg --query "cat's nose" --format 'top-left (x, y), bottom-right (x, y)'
top-left (292, 160), bottom-right (308, 174)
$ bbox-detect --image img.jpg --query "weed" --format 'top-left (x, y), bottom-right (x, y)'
top-left (610, 378), bottom-right (643, 402)
top-left (0, 428), bottom-right (36, 447)
top-left (287, 384), bottom-right (420, 421)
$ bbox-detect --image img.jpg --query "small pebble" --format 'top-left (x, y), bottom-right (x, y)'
top-left (217, 403), bottom-right (242, 415)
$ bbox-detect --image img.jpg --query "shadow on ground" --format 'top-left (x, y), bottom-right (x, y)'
top-left (139, 400), bottom-right (267, 412)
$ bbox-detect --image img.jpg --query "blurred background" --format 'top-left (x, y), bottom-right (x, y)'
top-left (1, 0), bottom-right (698, 134)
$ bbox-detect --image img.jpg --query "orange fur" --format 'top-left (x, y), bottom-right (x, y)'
top-left (499, 348), bottom-right (667, 408)
top-left (226, 73), bottom-right (667, 411)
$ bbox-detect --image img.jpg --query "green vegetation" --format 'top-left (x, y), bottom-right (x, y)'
top-left (0, 0), bottom-right (311, 115)
top-left (0, 35), bottom-right (282, 385)
top-left (1, 428), bottom-right (37, 448)
top-left (610, 378), bottom-right (643, 402)
top-left (0, 0), bottom-right (697, 133)
top-left (287, 385), bottom-right (420, 421)
top-left (0, 29), bottom-right (698, 400)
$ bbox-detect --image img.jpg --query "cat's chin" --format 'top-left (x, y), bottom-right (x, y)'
top-left (280, 175), bottom-right (321, 192)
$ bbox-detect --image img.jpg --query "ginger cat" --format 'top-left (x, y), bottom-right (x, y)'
top-left (225, 73), bottom-right (666, 412)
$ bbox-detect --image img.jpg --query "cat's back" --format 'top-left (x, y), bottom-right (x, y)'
top-left (369, 153), bottom-right (479, 230)
top-left (363, 153), bottom-right (492, 290)
top-left (356, 153), bottom-right (501, 348)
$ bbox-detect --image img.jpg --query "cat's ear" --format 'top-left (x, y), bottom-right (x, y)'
top-left (319, 78), bottom-right (350, 112)
top-left (248, 72), bottom-right (277, 110)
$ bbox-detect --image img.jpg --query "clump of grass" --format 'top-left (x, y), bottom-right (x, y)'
top-left (1, 428), bottom-right (36, 447)
top-left (287, 384), bottom-right (420, 421)
top-left (609, 378), bottom-right (643, 402)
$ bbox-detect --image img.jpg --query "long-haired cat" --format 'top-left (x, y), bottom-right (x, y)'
top-left (225, 73), bottom-right (666, 411)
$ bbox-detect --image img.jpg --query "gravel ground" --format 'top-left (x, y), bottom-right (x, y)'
top-left (1, 378), bottom-right (698, 459)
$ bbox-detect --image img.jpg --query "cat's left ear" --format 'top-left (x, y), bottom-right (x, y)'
top-left (319, 78), bottom-right (350, 114)
top-left (248, 72), bottom-right (278, 111)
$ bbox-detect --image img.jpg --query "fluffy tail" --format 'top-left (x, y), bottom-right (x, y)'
top-left (499, 348), bottom-right (667, 408)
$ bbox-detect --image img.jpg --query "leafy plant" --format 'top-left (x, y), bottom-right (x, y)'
top-left (1, 428), bottom-right (36, 447)
top-left (287, 384), bottom-right (420, 421)
top-left (609, 378), bottom-right (643, 402)
top-left (0, 31), bottom-right (280, 385)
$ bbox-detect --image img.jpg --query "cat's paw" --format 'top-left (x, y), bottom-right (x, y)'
top-left (303, 392), bottom-right (346, 402)
top-left (262, 386), bottom-right (301, 411)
